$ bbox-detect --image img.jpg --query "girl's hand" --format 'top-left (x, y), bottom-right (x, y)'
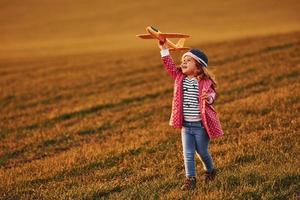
top-left (201, 92), bottom-right (214, 104)
top-left (158, 39), bottom-right (168, 50)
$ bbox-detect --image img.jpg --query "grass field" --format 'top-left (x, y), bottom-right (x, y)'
top-left (1, 0), bottom-right (300, 199)
top-left (0, 30), bottom-right (299, 199)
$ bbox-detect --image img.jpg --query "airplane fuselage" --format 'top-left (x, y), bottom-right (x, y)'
top-left (146, 26), bottom-right (177, 49)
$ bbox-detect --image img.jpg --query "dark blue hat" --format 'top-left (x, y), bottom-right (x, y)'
top-left (182, 48), bottom-right (208, 67)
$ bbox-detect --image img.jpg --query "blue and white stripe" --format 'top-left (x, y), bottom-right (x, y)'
top-left (183, 77), bottom-right (201, 122)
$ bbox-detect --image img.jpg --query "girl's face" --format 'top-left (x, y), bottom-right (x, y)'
top-left (181, 56), bottom-right (200, 77)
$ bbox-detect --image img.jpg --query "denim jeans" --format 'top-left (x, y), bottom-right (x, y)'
top-left (181, 120), bottom-right (215, 177)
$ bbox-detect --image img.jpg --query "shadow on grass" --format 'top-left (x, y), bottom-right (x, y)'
top-left (238, 173), bottom-right (300, 199)
top-left (78, 122), bottom-right (113, 136)
top-left (12, 136), bottom-right (177, 197)
top-left (234, 154), bottom-right (257, 165)
top-left (92, 186), bottom-right (124, 199)
top-left (16, 66), bottom-right (162, 112)
top-left (211, 41), bottom-right (300, 66)
top-left (0, 94), bottom-right (15, 109)
top-left (0, 134), bottom-right (75, 168)
top-left (1, 100), bottom-right (171, 168)
top-left (2, 88), bottom-right (172, 139)
top-left (219, 69), bottom-right (299, 105)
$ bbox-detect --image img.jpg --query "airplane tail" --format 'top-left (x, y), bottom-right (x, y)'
top-left (176, 38), bottom-right (186, 48)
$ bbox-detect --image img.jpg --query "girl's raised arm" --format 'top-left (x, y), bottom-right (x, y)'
top-left (159, 42), bottom-right (181, 80)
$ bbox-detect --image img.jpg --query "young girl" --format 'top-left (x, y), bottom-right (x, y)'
top-left (158, 41), bottom-right (224, 190)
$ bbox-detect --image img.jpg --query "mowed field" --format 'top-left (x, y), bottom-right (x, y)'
top-left (0, 30), bottom-right (300, 199)
top-left (1, 0), bottom-right (300, 199)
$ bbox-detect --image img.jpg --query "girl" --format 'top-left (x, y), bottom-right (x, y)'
top-left (158, 41), bottom-right (224, 190)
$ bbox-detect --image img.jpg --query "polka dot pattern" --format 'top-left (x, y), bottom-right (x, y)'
top-left (199, 79), bottom-right (224, 140)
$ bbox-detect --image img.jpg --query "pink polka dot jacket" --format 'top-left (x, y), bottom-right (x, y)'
top-left (161, 55), bottom-right (224, 140)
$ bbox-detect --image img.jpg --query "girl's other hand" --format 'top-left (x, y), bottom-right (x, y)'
top-left (201, 92), bottom-right (208, 100)
top-left (201, 92), bottom-right (213, 104)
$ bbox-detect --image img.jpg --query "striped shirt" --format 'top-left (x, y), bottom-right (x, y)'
top-left (182, 77), bottom-right (201, 122)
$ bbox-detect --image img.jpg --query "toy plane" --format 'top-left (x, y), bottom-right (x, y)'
top-left (136, 26), bottom-right (190, 51)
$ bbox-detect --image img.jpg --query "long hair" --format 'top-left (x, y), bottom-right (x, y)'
top-left (195, 61), bottom-right (217, 89)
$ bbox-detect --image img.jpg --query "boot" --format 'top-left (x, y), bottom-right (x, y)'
top-left (181, 177), bottom-right (196, 190)
top-left (204, 169), bottom-right (217, 183)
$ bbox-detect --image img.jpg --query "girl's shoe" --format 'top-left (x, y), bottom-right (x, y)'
top-left (181, 177), bottom-right (196, 190)
top-left (204, 169), bottom-right (217, 183)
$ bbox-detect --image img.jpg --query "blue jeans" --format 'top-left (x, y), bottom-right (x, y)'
top-left (181, 120), bottom-right (215, 177)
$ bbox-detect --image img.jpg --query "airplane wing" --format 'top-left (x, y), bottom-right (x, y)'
top-left (136, 34), bottom-right (155, 39)
top-left (169, 47), bottom-right (190, 51)
top-left (158, 33), bottom-right (190, 38)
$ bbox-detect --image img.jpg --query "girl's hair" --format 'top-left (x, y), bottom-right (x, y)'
top-left (178, 57), bottom-right (217, 89)
top-left (195, 61), bottom-right (217, 89)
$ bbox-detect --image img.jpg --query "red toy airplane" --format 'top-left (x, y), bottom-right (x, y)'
top-left (136, 26), bottom-right (190, 51)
